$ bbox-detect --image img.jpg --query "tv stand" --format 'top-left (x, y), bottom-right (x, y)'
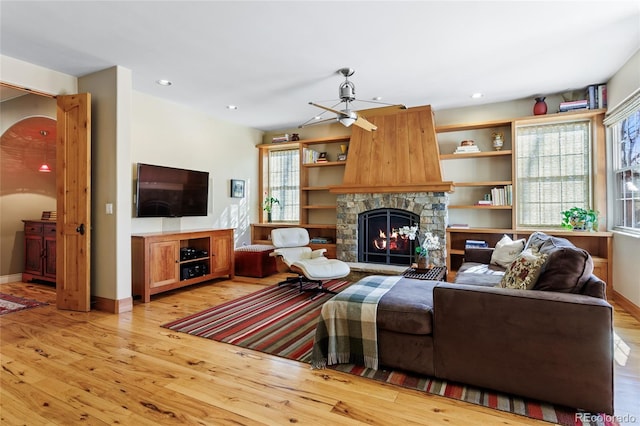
top-left (131, 228), bottom-right (234, 302)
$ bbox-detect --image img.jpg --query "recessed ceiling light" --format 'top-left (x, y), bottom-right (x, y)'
top-left (226, 105), bottom-right (238, 110)
top-left (471, 92), bottom-right (483, 99)
top-left (156, 79), bottom-right (172, 86)
top-left (314, 116), bottom-right (322, 120)
top-left (373, 96), bottom-right (383, 101)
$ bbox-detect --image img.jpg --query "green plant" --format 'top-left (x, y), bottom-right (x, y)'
top-left (561, 207), bottom-right (599, 231)
top-left (262, 194), bottom-right (280, 213)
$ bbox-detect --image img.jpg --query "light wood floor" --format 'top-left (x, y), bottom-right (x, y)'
top-left (1, 275), bottom-right (639, 425)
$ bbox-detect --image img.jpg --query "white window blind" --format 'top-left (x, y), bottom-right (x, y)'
top-left (516, 120), bottom-right (592, 227)
top-left (268, 149), bottom-right (299, 222)
top-left (609, 97), bottom-right (640, 232)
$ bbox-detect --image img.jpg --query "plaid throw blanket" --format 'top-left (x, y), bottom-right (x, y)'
top-left (311, 275), bottom-right (402, 370)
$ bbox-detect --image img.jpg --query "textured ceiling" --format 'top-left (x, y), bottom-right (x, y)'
top-left (1, 1), bottom-right (639, 131)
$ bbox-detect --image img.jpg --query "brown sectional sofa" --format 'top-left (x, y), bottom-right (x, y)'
top-left (374, 231), bottom-right (614, 414)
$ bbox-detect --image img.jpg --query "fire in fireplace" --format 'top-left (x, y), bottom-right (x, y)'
top-left (358, 208), bottom-right (420, 266)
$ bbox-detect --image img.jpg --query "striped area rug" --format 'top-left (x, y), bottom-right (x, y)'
top-left (162, 280), bottom-right (616, 426)
top-left (0, 293), bottom-right (48, 315)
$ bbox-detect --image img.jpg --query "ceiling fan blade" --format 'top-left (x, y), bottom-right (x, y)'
top-left (298, 117), bottom-right (338, 128)
top-left (309, 102), bottom-right (348, 117)
top-left (353, 115), bottom-right (377, 131)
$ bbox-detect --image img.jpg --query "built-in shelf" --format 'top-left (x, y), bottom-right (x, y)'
top-left (448, 205), bottom-right (512, 209)
top-left (440, 150), bottom-right (512, 160)
top-left (454, 181), bottom-right (512, 187)
top-left (303, 161), bottom-right (346, 167)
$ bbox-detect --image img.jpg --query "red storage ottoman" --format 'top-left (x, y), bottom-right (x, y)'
top-left (234, 244), bottom-right (277, 278)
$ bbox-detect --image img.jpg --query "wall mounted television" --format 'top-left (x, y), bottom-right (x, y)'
top-left (135, 163), bottom-right (209, 217)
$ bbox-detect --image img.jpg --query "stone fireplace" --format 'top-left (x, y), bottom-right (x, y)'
top-left (328, 105), bottom-right (453, 269)
top-left (336, 192), bottom-right (449, 267)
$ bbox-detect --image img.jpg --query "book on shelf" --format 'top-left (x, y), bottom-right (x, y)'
top-left (473, 185), bottom-right (512, 206)
top-left (316, 152), bottom-right (328, 163)
top-left (272, 134), bottom-right (290, 143)
top-left (586, 83), bottom-right (607, 110)
top-left (310, 237), bottom-right (333, 244)
top-left (465, 239), bottom-right (489, 248)
top-left (454, 145), bottom-right (480, 154)
top-left (559, 99), bottom-right (588, 112)
top-left (302, 148), bottom-right (320, 164)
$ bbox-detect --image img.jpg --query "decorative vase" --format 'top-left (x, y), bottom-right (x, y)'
top-left (533, 97), bottom-right (547, 115)
top-left (417, 256), bottom-right (428, 270)
top-left (492, 132), bottom-right (504, 151)
top-left (267, 212), bottom-right (272, 223)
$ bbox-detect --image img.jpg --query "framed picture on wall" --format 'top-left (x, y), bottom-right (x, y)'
top-left (230, 179), bottom-right (245, 198)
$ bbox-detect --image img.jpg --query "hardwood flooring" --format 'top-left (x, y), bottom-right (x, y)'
top-left (1, 275), bottom-right (639, 425)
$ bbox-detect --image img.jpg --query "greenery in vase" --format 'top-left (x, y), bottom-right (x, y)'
top-left (263, 194), bottom-right (280, 213)
top-left (415, 231), bottom-right (441, 257)
top-left (561, 207), bottom-right (599, 231)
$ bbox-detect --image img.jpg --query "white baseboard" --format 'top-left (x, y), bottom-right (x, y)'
top-left (0, 273), bottom-right (23, 284)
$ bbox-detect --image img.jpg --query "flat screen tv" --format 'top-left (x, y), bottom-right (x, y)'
top-left (135, 163), bottom-right (209, 217)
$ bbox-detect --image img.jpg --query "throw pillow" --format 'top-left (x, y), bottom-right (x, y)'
top-left (499, 248), bottom-right (549, 290)
top-left (490, 234), bottom-right (526, 268)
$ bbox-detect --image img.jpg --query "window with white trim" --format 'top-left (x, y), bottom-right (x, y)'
top-left (608, 94), bottom-right (640, 233)
top-left (267, 148), bottom-right (299, 222)
top-left (516, 120), bottom-right (592, 227)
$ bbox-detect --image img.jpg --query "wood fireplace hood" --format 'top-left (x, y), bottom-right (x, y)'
top-left (329, 104), bottom-right (454, 194)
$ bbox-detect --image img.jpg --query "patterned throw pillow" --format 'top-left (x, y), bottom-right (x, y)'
top-left (490, 234), bottom-right (526, 268)
top-left (499, 248), bottom-right (549, 290)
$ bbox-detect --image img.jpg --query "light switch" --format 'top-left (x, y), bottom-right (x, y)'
top-left (105, 203), bottom-right (113, 214)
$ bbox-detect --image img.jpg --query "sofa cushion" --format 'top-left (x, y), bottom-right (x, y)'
top-left (490, 234), bottom-right (526, 268)
top-left (526, 232), bottom-right (594, 293)
top-left (499, 248), bottom-right (548, 290)
top-left (454, 262), bottom-right (504, 287)
top-left (376, 278), bottom-right (437, 335)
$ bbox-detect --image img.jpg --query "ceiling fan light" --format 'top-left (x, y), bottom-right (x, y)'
top-left (39, 163), bottom-right (51, 172)
top-left (339, 116), bottom-right (356, 127)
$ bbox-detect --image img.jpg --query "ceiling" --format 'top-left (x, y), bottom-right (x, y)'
top-left (1, 1), bottom-right (638, 132)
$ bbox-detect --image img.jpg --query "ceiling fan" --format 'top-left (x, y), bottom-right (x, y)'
top-left (300, 67), bottom-right (402, 132)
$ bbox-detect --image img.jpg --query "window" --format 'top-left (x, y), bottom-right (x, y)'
top-left (267, 148), bottom-right (299, 222)
top-left (516, 120), bottom-right (592, 227)
top-left (608, 95), bottom-right (640, 233)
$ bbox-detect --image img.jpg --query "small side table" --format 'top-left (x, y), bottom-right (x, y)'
top-left (402, 266), bottom-right (447, 281)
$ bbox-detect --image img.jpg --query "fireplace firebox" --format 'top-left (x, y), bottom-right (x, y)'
top-left (358, 208), bottom-right (420, 266)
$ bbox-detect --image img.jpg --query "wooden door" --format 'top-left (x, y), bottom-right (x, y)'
top-left (212, 231), bottom-right (233, 275)
top-left (149, 240), bottom-right (180, 288)
top-left (43, 226), bottom-right (57, 279)
top-left (24, 234), bottom-right (44, 276)
top-left (56, 94), bottom-right (91, 311)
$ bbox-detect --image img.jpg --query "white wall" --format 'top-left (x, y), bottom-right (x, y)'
top-left (606, 49), bottom-right (640, 308)
top-left (130, 91), bottom-right (263, 246)
top-left (0, 55), bottom-right (77, 95)
top-left (78, 66), bottom-right (133, 301)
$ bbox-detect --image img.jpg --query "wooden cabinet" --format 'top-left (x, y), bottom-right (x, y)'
top-left (131, 228), bottom-right (234, 303)
top-left (22, 220), bottom-right (56, 284)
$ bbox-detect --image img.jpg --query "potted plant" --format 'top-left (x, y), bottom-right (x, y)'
top-left (263, 193), bottom-right (280, 223)
top-left (561, 207), bottom-right (599, 231)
